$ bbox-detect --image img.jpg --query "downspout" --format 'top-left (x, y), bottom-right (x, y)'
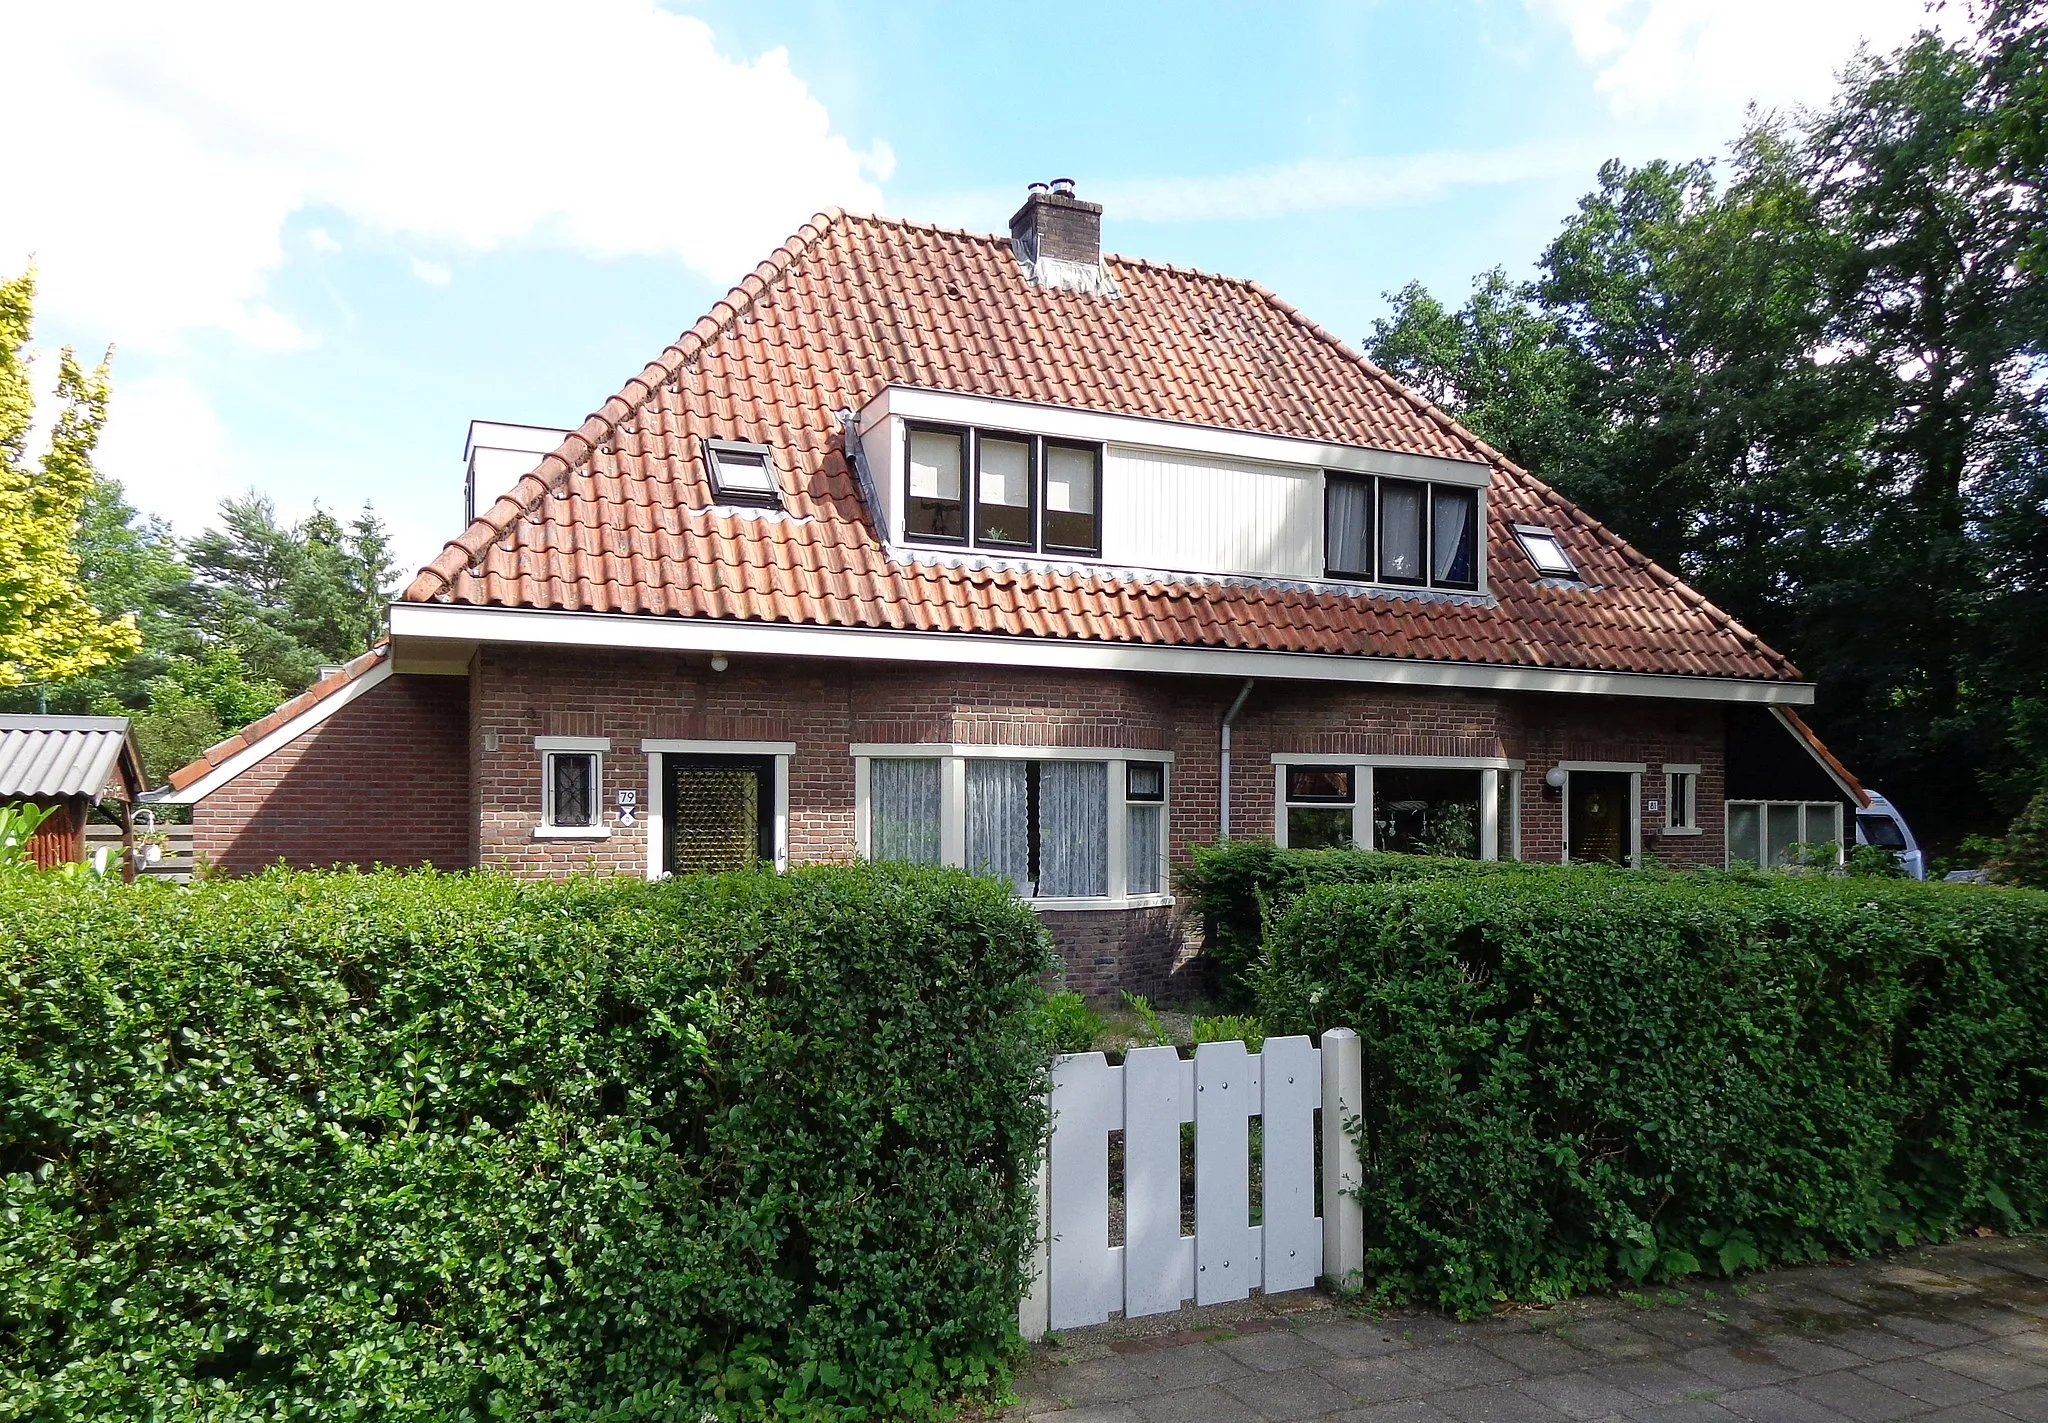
top-left (1218, 679), bottom-right (1256, 840)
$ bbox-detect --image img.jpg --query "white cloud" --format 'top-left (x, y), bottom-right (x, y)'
top-left (1527, 0), bottom-right (1950, 121)
top-left (92, 371), bottom-right (242, 532)
top-left (1099, 142), bottom-right (1621, 224)
top-left (409, 257), bottom-right (453, 288)
top-left (1, 1), bottom-right (889, 353)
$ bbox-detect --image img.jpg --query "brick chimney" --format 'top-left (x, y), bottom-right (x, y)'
top-left (1008, 179), bottom-right (1118, 295)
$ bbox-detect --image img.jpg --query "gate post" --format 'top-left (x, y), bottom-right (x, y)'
top-left (1319, 1027), bottom-right (1365, 1290)
top-left (1018, 1091), bottom-right (1052, 1341)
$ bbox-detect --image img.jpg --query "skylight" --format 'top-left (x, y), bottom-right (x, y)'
top-left (704, 439), bottom-right (779, 508)
top-left (1514, 524), bottom-right (1578, 578)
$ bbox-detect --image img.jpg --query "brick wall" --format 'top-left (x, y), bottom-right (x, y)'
top-left (192, 673), bottom-right (471, 874)
top-left (194, 649), bottom-right (1736, 982)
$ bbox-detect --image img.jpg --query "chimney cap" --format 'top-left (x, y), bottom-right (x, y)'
top-left (1027, 180), bottom-right (1050, 197)
top-left (1050, 177), bottom-right (1076, 196)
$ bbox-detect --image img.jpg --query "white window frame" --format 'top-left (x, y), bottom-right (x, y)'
top-left (1270, 753), bottom-right (1520, 860)
top-left (850, 743), bottom-right (1174, 909)
top-left (703, 438), bottom-right (781, 508)
top-left (1662, 764), bottom-right (1701, 836)
top-left (535, 736), bottom-right (611, 839)
top-left (1556, 760), bottom-right (1646, 868)
top-left (1513, 523), bottom-right (1580, 579)
top-left (1725, 799), bottom-right (1845, 870)
top-left (639, 739), bottom-right (795, 878)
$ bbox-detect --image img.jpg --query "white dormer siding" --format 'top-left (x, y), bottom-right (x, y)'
top-left (857, 386), bottom-right (1491, 592)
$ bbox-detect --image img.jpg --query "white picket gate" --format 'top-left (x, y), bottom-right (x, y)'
top-left (1018, 1028), bottom-right (1364, 1337)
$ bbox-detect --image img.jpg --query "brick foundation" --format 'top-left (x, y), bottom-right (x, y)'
top-left (1041, 905), bottom-right (1204, 1002)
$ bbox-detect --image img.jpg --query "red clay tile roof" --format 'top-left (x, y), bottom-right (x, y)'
top-left (163, 644), bottom-right (388, 793)
top-left (405, 211), bottom-right (1801, 684)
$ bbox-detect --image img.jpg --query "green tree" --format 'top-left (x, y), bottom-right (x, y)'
top-left (0, 268), bottom-right (140, 692)
top-left (186, 494), bottom-right (396, 690)
top-left (1364, 9), bottom-right (2048, 850)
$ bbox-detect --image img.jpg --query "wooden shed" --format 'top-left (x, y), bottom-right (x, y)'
top-left (0, 715), bottom-right (148, 872)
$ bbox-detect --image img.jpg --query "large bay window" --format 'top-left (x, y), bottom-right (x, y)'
top-left (855, 745), bottom-right (1170, 904)
top-left (1273, 755), bottom-right (1518, 859)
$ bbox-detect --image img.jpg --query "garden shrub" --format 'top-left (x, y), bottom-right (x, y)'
top-left (1038, 991), bottom-right (1105, 1054)
top-left (1259, 867), bottom-right (2048, 1314)
top-left (1177, 840), bottom-right (1534, 1002)
top-left (0, 863), bottom-right (1050, 1421)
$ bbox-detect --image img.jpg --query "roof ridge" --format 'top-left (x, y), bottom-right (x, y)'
top-left (1236, 277), bottom-right (1801, 680)
top-left (405, 209), bottom-right (851, 602)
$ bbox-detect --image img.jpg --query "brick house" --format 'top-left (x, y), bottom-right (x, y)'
top-left (156, 184), bottom-right (1865, 996)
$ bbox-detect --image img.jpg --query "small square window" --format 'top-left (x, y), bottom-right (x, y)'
top-left (1514, 524), bottom-right (1578, 578)
top-left (1286, 765), bottom-right (1354, 804)
top-left (704, 439), bottom-right (780, 507)
top-left (1126, 762), bottom-right (1166, 802)
top-left (546, 751), bottom-right (600, 829)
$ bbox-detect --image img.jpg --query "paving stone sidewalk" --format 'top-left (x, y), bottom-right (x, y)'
top-left (1007, 1235), bottom-right (2048, 1422)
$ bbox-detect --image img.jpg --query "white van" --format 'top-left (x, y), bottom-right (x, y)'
top-left (1854, 790), bottom-right (1925, 880)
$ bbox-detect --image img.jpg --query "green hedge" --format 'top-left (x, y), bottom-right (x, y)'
top-left (1259, 868), bottom-right (2048, 1314)
top-left (0, 864), bottom-right (1050, 1420)
top-left (1178, 840), bottom-right (1533, 1002)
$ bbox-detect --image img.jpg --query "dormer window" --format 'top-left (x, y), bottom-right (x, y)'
top-left (906, 422), bottom-right (1101, 556)
top-left (705, 439), bottom-right (780, 508)
top-left (1514, 524), bottom-right (1578, 579)
top-left (1324, 475), bottom-right (1479, 592)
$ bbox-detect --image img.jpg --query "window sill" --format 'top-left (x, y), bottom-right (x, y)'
top-left (533, 824), bottom-right (612, 840)
top-left (1030, 893), bottom-right (1176, 912)
top-left (1658, 827), bottom-right (1703, 837)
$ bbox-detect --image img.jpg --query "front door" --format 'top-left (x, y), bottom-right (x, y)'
top-left (1567, 772), bottom-right (1631, 865)
top-left (663, 755), bottom-right (775, 876)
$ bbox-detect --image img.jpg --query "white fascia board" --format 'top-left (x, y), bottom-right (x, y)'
top-left (535, 735), bottom-right (611, 752)
top-left (861, 385), bottom-right (1493, 488)
top-left (156, 661), bottom-right (395, 804)
top-left (388, 603), bottom-right (1816, 707)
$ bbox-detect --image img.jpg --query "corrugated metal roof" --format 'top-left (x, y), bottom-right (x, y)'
top-left (0, 715), bottom-right (140, 799)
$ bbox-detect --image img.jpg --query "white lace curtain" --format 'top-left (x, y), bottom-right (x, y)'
top-left (1038, 760), bottom-right (1106, 898)
top-left (965, 758), bottom-right (1109, 898)
top-left (967, 760), bottom-right (1031, 893)
top-left (869, 758), bottom-right (941, 864)
top-left (1126, 804), bottom-right (1161, 894)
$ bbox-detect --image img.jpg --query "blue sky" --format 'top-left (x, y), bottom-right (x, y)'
top-left (8, 0), bottom-right (1939, 574)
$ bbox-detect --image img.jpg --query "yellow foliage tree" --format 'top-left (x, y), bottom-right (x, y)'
top-left (0, 267), bottom-right (139, 688)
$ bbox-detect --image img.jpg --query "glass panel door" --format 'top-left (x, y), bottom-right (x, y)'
top-left (1567, 771), bottom-right (1631, 865)
top-left (664, 755), bottom-right (774, 875)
